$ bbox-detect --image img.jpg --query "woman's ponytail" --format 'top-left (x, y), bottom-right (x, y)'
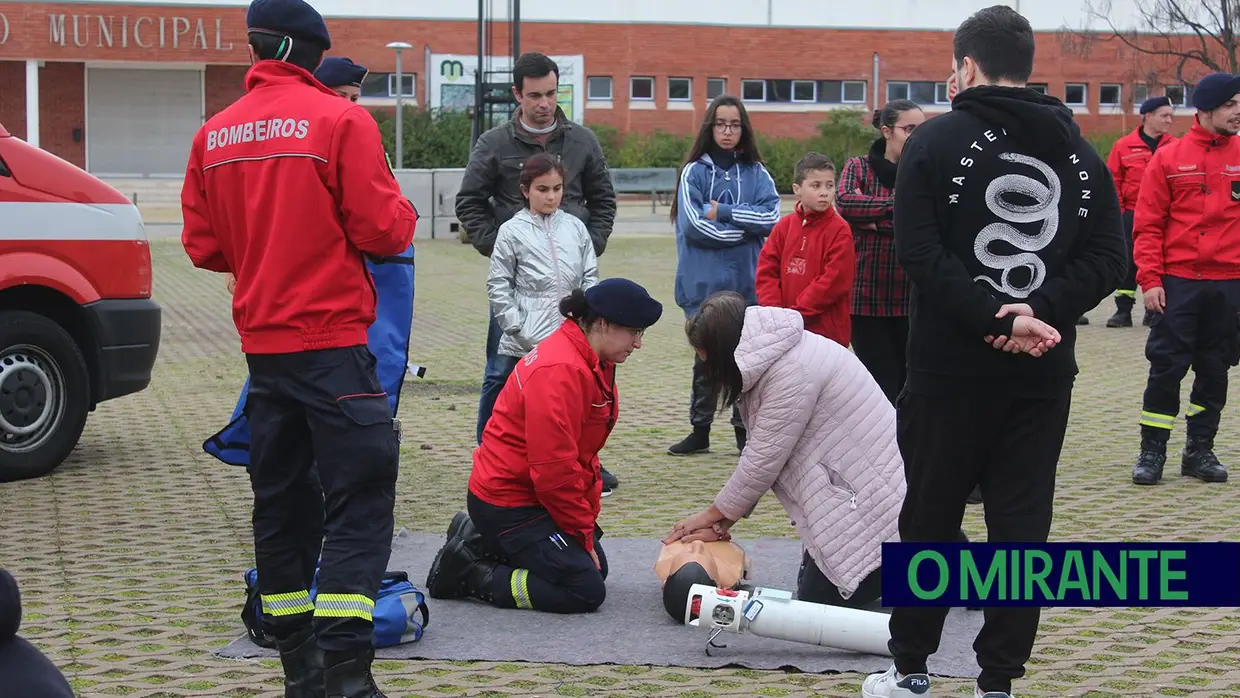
top-left (559, 288), bottom-right (591, 320)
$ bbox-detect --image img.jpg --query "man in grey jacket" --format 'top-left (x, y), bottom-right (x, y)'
top-left (456, 52), bottom-right (619, 489)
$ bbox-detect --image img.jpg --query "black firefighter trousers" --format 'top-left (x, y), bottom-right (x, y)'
top-left (888, 389), bottom-right (1072, 695)
top-left (246, 345), bottom-right (401, 653)
top-left (1140, 277), bottom-right (1240, 443)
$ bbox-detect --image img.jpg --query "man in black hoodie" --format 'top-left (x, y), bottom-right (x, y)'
top-left (860, 6), bottom-right (1127, 698)
top-left (1, 568), bottom-right (76, 697)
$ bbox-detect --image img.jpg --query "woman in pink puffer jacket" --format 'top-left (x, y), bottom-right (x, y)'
top-left (663, 291), bottom-right (912, 607)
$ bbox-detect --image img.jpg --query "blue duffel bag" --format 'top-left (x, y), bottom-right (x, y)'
top-left (242, 567), bottom-right (428, 649)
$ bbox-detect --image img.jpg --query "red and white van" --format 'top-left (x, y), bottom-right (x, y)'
top-left (0, 121), bottom-right (161, 482)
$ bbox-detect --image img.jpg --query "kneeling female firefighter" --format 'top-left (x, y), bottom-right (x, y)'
top-left (425, 279), bottom-right (663, 613)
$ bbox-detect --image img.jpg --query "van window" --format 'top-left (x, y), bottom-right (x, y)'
top-left (0, 155), bottom-right (9, 177)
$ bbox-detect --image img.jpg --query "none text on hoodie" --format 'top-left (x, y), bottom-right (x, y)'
top-left (893, 85), bottom-right (1127, 398)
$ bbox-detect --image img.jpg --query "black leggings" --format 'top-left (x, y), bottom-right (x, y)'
top-left (850, 315), bottom-right (909, 404)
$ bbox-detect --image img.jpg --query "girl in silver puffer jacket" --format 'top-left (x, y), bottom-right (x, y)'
top-left (485, 152), bottom-right (600, 376)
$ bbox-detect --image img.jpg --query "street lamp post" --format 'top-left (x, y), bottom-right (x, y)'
top-left (386, 41), bottom-right (414, 170)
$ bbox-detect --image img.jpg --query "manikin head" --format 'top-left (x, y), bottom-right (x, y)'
top-left (558, 279), bottom-right (663, 365)
top-left (244, 0), bottom-right (331, 73)
top-left (656, 540), bottom-right (749, 623)
top-left (951, 5), bottom-right (1036, 92)
top-left (512, 52), bottom-right (561, 129)
top-left (1191, 73), bottom-right (1240, 137)
top-left (1139, 96), bottom-right (1175, 137)
top-left (520, 153), bottom-right (566, 216)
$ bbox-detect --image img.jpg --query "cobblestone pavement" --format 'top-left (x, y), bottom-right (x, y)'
top-left (2, 234), bottom-right (1239, 698)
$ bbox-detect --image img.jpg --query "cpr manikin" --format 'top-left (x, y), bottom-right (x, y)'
top-left (656, 539), bottom-right (892, 658)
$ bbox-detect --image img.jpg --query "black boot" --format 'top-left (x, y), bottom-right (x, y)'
top-left (426, 513), bottom-right (483, 599)
top-left (324, 647), bottom-right (386, 698)
top-left (668, 426), bottom-right (710, 456)
top-left (1106, 296), bottom-right (1134, 327)
top-left (600, 467), bottom-right (619, 497)
top-left (1143, 310), bottom-right (1157, 327)
top-left (277, 627), bottom-right (325, 698)
top-left (1132, 430), bottom-right (1168, 486)
top-left (735, 426), bottom-right (747, 452)
top-left (1182, 437), bottom-right (1229, 483)
top-left (1077, 315), bottom-right (1090, 325)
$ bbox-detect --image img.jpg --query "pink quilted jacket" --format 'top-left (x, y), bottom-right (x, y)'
top-left (713, 306), bottom-right (906, 599)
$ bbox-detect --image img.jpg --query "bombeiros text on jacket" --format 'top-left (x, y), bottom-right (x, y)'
top-left (948, 126), bottom-right (1095, 298)
top-left (206, 118), bottom-right (311, 151)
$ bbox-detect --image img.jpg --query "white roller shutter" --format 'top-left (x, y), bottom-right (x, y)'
top-left (86, 68), bottom-right (203, 176)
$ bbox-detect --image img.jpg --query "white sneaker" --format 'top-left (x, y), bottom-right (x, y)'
top-left (861, 665), bottom-right (932, 697)
top-left (975, 688), bottom-right (1014, 698)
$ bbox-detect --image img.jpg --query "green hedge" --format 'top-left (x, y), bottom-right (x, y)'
top-left (372, 107), bottom-right (1127, 193)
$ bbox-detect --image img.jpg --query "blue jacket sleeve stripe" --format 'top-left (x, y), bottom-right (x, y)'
top-left (729, 165), bottom-right (782, 227)
top-left (680, 161), bottom-right (745, 244)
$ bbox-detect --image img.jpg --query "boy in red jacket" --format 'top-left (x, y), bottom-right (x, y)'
top-left (756, 152), bottom-right (856, 346)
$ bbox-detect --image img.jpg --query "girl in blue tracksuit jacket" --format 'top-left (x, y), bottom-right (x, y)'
top-left (668, 94), bottom-right (781, 457)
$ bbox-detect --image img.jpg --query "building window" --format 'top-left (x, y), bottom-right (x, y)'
top-left (742, 79), bottom-right (766, 101)
top-left (1099, 83), bottom-right (1122, 106)
top-left (587, 76), bottom-right (613, 101)
top-left (843, 80), bottom-right (866, 103)
top-left (792, 80), bottom-right (816, 102)
top-left (1029, 83), bottom-right (1049, 95)
top-left (668, 77), bottom-right (692, 101)
top-left (361, 73), bottom-right (417, 98)
top-left (935, 82), bottom-right (950, 104)
top-left (707, 78), bottom-right (727, 99)
top-left (1064, 83), bottom-right (1087, 106)
top-left (1134, 83), bottom-right (1150, 103)
top-left (888, 81), bottom-right (937, 105)
top-left (630, 76), bottom-right (654, 101)
top-left (1165, 84), bottom-right (1192, 106)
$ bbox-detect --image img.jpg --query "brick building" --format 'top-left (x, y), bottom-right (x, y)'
top-left (0, 0), bottom-right (1208, 176)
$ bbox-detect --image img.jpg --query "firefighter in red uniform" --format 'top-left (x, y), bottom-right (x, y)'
top-left (1131, 73), bottom-right (1240, 486)
top-left (424, 279), bottom-right (663, 613)
top-left (180, 0), bottom-right (417, 695)
top-left (1104, 96), bottom-right (1177, 328)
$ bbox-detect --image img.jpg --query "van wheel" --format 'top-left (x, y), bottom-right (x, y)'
top-left (0, 311), bottom-right (91, 483)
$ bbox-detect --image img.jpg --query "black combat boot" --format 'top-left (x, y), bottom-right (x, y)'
top-left (668, 426), bottom-right (710, 456)
top-left (1077, 315), bottom-right (1089, 325)
top-left (323, 647), bottom-right (387, 698)
top-left (1181, 436), bottom-right (1229, 483)
top-left (427, 513), bottom-right (482, 599)
top-left (1132, 430), bottom-right (1168, 485)
top-left (277, 627), bottom-right (325, 698)
top-left (1106, 296), bottom-right (1134, 327)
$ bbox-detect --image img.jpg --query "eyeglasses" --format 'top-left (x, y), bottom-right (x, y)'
top-left (896, 124), bottom-right (918, 134)
top-left (713, 121), bottom-right (743, 133)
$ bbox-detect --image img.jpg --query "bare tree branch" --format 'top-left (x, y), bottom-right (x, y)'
top-left (1059, 0), bottom-right (1237, 87)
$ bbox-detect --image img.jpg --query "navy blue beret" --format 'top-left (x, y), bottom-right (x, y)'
top-left (585, 278), bottom-right (663, 329)
top-left (1192, 73), bottom-right (1240, 111)
top-left (246, 0), bottom-right (331, 50)
top-left (1140, 96), bottom-right (1172, 115)
top-left (315, 57), bottom-right (367, 88)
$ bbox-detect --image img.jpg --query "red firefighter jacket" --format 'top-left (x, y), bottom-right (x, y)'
top-left (468, 319), bottom-right (617, 550)
top-left (181, 60), bottom-right (417, 354)
top-left (1107, 127), bottom-right (1175, 212)
top-left (755, 203), bottom-right (856, 347)
top-left (1133, 121), bottom-right (1240, 290)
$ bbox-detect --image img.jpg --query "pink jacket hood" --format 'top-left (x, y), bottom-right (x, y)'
top-left (714, 306), bottom-right (906, 598)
